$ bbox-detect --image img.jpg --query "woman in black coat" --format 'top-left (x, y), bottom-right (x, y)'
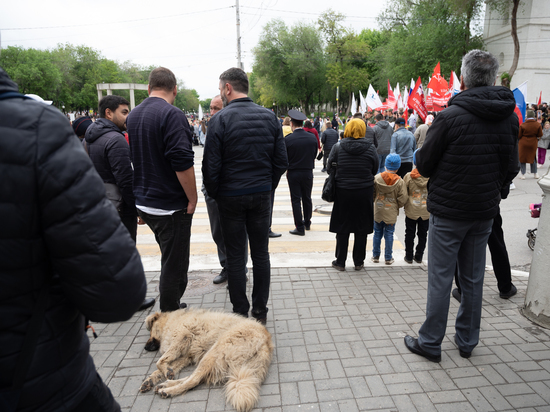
top-left (327, 118), bottom-right (379, 270)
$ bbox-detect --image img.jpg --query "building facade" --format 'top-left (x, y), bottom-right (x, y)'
top-left (484, 0), bottom-right (550, 103)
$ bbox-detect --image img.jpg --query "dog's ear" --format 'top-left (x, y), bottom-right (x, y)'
top-left (145, 312), bottom-right (161, 332)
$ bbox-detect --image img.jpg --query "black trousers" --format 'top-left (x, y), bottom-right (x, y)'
top-left (397, 162), bottom-right (413, 179)
top-left (217, 192), bottom-right (271, 319)
top-left (404, 216), bottom-right (429, 261)
top-left (455, 212), bottom-right (512, 294)
top-left (138, 209), bottom-right (193, 312)
top-left (335, 232), bottom-right (367, 267)
top-left (286, 169), bottom-right (313, 232)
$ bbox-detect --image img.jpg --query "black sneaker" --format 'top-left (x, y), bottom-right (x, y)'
top-left (331, 260), bottom-right (345, 271)
top-left (404, 256), bottom-right (413, 264)
top-left (213, 268), bottom-right (228, 284)
top-left (499, 284), bottom-right (517, 299)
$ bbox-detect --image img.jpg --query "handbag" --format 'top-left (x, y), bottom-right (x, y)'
top-left (321, 145), bottom-right (339, 203)
top-left (316, 151), bottom-right (323, 161)
top-left (104, 182), bottom-right (123, 211)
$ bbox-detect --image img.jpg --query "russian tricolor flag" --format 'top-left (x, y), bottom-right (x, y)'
top-left (513, 81), bottom-right (528, 124)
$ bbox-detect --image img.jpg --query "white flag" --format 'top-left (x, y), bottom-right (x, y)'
top-left (350, 92), bottom-right (357, 115)
top-left (403, 86), bottom-right (409, 109)
top-left (198, 104), bottom-right (203, 120)
top-left (359, 90), bottom-right (367, 114)
top-left (395, 83), bottom-right (403, 109)
top-left (366, 84), bottom-right (383, 110)
top-left (517, 80), bottom-right (528, 101)
top-left (450, 71), bottom-right (461, 96)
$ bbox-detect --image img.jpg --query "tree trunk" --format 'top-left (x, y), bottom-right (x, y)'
top-left (508, 0), bottom-right (521, 80)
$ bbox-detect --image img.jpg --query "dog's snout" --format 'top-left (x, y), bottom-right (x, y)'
top-left (144, 337), bottom-right (160, 352)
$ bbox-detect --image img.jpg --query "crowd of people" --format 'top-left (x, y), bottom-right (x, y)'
top-left (0, 49), bottom-right (529, 410)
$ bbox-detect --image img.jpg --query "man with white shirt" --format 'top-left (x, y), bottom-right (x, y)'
top-left (126, 67), bottom-right (197, 316)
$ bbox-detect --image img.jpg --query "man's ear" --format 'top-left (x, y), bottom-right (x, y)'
top-left (460, 75), bottom-right (466, 91)
top-left (173, 85), bottom-right (177, 97)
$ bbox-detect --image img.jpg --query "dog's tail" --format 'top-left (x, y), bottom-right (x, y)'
top-left (225, 367), bottom-right (262, 412)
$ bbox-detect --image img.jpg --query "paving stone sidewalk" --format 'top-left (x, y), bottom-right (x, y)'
top-left (89, 266), bottom-right (550, 412)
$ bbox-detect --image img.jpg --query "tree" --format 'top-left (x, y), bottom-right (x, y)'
top-left (174, 83), bottom-right (200, 113)
top-left (374, 0), bottom-right (483, 88)
top-left (253, 19), bottom-right (327, 113)
top-left (318, 10), bottom-right (371, 114)
top-left (0, 46), bottom-right (62, 101)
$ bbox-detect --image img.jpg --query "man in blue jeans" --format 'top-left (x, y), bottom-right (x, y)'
top-left (405, 50), bottom-right (519, 362)
top-left (203, 67), bottom-right (288, 324)
top-left (127, 67), bottom-right (197, 318)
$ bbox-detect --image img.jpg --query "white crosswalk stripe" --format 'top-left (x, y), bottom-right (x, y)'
top-left (137, 146), bottom-right (409, 271)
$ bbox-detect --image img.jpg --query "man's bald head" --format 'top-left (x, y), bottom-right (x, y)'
top-left (210, 95), bottom-right (223, 115)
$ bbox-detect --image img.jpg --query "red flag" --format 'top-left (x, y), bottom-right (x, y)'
top-left (387, 80), bottom-right (397, 110)
top-left (407, 77), bottom-right (428, 122)
top-left (538, 91), bottom-right (542, 106)
top-left (427, 62), bottom-right (449, 109)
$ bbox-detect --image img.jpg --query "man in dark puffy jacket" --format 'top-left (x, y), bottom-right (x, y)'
top-left (320, 121), bottom-right (339, 173)
top-left (0, 67), bottom-right (146, 411)
top-left (404, 50), bottom-right (519, 363)
top-left (202, 67), bottom-right (288, 324)
top-left (85, 95), bottom-right (155, 311)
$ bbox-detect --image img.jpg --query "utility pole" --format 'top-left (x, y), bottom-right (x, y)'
top-left (235, 0), bottom-right (243, 70)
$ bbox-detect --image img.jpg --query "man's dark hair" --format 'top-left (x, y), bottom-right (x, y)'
top-left (304, 120), bottom-right (313, 128)
top-left (291, 119), bottom-right (304, 128)
top-left (375, 113), bottom-right (383, 121)
top-left (408, 108), bottom-right (414, 115)
top-left (353, 112), bottom-right (362, 119)
top-left (99, 95), bottom-right (130, 118)
top-left (219, 67), bottom-right (249, 94)
top-left (149, 67), bottom-right (177, 92)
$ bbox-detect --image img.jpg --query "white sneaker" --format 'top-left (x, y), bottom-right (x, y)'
top-left (510, 182), bottom-right (516, 190)
top-left (534, 173), bottom-right (539, 178)
top-left (520, 174), bottom-right (526, 180)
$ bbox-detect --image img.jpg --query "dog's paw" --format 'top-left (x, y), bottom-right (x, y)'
top-left (157, 389), bottom-right (172, 399)
top-left (166, 367), bottom-right (175, 380)
top-left (140, 379), bottom-right (154, 393)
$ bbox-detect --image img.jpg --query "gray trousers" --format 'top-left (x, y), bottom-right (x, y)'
top-left (418, 215), bottom-right (493, 356)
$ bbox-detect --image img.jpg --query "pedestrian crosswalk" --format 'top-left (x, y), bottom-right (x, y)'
top-left (137, 147), bottom-right (409, 271)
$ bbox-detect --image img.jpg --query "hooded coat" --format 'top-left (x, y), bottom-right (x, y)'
top-left (0, 68), bottom-right (146, 411)
top-left (85, 118), bottom-right (136, 216)
top-left (373, 172), bottom-right (408, 224)
top-left (416, 86), bottom-right (519, 221)
top-left (373, 120), bottom-right (393, 155)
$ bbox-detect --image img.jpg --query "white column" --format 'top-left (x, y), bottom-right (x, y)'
top-left (106, 89), bottom-right (113, 96)
top-left (523, 173), bottom-right (550, 328)
top-left (130, 88), bottom-right (135, 110)
top-left (97, 90), bottom-right (103, 101)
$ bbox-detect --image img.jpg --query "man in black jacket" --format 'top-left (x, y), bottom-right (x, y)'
top-left (0, 67), bottom-right (146, 411)
top-left (404, 50), bottom-right (519, 362)
top-left (203, 67), bottom-right (288, 324)
top-left (320, 121), bottom-right (339, 173)
top-left (286, 110), bottom-right (319, 235)
top-left (85, 95), bottom-right (155, 311)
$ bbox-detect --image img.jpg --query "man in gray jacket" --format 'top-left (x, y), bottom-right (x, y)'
top-left (373, 114), bottom-right (393, 174)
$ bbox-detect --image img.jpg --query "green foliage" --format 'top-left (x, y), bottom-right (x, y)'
top-left (372, 0), bottom-right (484, 90)
top-left (174, 84), bottom-right (200, 113)
top-left (200, 98), bottom-right (212, 113)
top-left (252, 19), bottom-right (327, 113)
top-left (0, 44), bottom-right (197, 112)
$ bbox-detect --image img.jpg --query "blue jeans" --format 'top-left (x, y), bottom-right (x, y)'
top-left (217, 191), bottom-right (271, 319)
top-left (373, 221), bottom-right (395, 261)
top-left (138, 209), bottom-right (193, 312)
top-left (378, 154), bottom-right (387, 174)
top-left (418, 215), bottom-right (493, 356)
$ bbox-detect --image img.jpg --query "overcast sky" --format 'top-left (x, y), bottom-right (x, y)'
top-left (0, 0), bottom-right (383, 100)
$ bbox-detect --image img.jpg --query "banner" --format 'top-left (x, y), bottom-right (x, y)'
top-left (513, 87), bottom-right (526, 124)
top-left (407, 77), bottom-right (428, 121)
top-left (427, 62), bottom-right (450, 108)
